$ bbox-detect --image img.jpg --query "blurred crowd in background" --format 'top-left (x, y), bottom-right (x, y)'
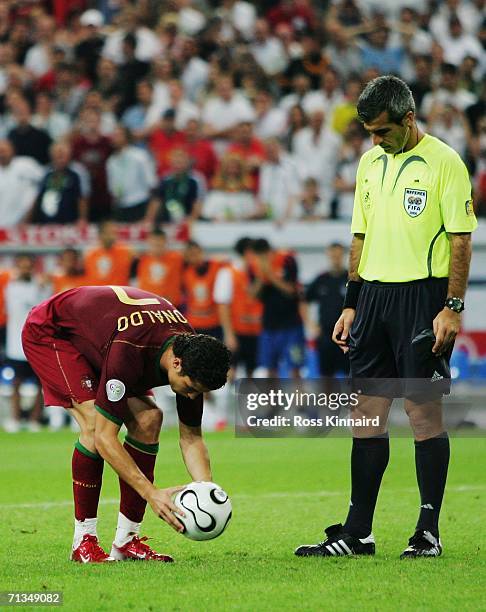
top-left (0, 0), bottom-right (484, 227)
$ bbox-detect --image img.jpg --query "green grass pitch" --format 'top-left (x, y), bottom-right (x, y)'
top-left (0, 429), bottom-right (484, 611)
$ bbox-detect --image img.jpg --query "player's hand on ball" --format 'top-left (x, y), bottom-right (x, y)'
top-left (148, 486), bottom-right (186, 532)
top-left (332, 308), bottom-right (355, 353)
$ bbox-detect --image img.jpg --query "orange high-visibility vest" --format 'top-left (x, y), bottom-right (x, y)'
top-left (51, 272), bottom-right (87, 295)
top-left (137, 251), bottom-right (184, 306)
top-left (230, 266), bottom-right (262, 336)
top-left (0, 270), bottom-right (11, 327)
top-left (84, 244), bottom-right (132, 286)
top-left (183, 260), bottom-right (223, 329)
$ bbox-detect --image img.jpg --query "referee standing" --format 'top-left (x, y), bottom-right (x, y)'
top-left (295, 76), bottom-right (477, 559)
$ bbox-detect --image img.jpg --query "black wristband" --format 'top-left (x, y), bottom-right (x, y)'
top-left (343, 280), bottom-right (363, 310)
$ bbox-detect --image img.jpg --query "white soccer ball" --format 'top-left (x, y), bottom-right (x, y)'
top-left (173, 481), bottom-right (232, 541)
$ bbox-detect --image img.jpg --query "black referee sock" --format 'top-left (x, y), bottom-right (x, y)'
top-left (343, 435), bottom-right (389, 538)
top-left (415, 432), bottom-right (450, 538)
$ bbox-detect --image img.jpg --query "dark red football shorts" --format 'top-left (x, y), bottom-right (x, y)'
top-left (22, 320), bottom-right (98, 408)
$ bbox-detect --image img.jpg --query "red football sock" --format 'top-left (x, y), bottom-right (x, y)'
top-left (72, 441), bottom-right (104, 521)
top-left (119, 436), bottom-right (158, 523)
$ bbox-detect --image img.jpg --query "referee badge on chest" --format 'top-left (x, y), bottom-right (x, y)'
top-left (403, 188), bottom-right (427, 217)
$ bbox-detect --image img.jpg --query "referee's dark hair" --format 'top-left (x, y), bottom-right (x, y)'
top-left (357, 75), bottom-right (415, 125)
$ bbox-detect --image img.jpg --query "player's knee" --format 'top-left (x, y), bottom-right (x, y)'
top-left (127, 408), bottom-right (163, 443)
top-left (75, 402), bottom-right (97, 440)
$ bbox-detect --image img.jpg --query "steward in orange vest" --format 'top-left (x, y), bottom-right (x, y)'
top-left (51, 248), bottom-right (87, 295)
top-left (182, 240), bottom-right (225, 339)
top-left (135, 228), bottom-right (184, 307)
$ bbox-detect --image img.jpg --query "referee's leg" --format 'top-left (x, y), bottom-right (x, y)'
top-left (294, 283), bottom-right (394, 557)
top-left (404, 398), bottom-right (449, 539)
top-left (342, 282), bottom-right (397, 539)
top-left (341, 395), bottom-right (392, 539)
top-left (391, 277), bottom-right (451, 554)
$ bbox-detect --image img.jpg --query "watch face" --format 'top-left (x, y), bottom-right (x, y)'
top-left (447, 298), bottom-right (464, 312)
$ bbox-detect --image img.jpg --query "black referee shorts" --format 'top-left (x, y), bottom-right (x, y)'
top-left (349, 278), bottom-right (451, 398)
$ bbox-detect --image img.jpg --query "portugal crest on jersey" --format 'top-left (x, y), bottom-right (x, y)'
top-left (403, 188), bottom-right (427, 217)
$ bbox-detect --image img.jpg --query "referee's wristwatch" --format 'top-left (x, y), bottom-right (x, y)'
top-left (445, 297), bottom-right (465, 313)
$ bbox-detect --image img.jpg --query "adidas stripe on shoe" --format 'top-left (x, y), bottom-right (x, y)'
top-left (400, 530), bottom-right (442, 559)
top-left (295, 523), bottom-right (375, 557)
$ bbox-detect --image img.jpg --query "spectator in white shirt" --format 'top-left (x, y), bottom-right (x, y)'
top-left (292, 108), bottom-right (341, 210)
top-left (23, 15), bottom-right (56, 79)
top-left (254, 89), bottom-right (287, 140)
top-left (216, 0), bottom-right (257, 41)
top-left (32, 92), bottom-right (71, 141)
top-left (3, 255), bottom-right (49, 433)
top-left (280, 74), bottom-right (312, 113)
top-left (287, 177), bottom-right (327, 220)
top-left (421, 62), bottom-right (477, 116)
top-left (302, 66), bottom-right (345, 118)
top-left (152, 57), bottom-right (176, 111)
top-left (180, 38), bottom-right (209, 103)
top-left (102, 7), bottom-right (162, 64)
top-left (202, 74), bottom-right (254, 152)
top-left (163, 79), bottom-right (200, 131)
top-left (0, 139), bottom-right (44, 227)
top-left (426, 103), bottom-right (473, 161)
top-left (177, 0), bottom-right (207, 36)
top-left (258, 138), bottom-right (301, 220)
top-left (250, 18), bottom-right (288, 76)
top-left (430, 0), bottom-right (484, 39)
top-left (440, 14), bottom-right (484, 67)
top-left (107, 126), bottom-right (157, 222)
top-left (324, 26), bottom-right (363, 80)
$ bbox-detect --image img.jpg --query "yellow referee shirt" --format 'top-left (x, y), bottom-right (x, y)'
top-left (351, 134), bottom-right (478, 282)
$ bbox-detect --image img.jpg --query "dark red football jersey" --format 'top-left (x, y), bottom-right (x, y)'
top-left (27, 285), bottom-right (203, 425)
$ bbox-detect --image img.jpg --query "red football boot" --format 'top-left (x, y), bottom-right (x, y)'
top-left (110, 536), bottom-right (174, 562)
top-left (71, 534), bottom-right (115, 563)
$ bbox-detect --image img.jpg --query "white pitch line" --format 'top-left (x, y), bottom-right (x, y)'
top-left (0, 485), bottom-right (484, 510)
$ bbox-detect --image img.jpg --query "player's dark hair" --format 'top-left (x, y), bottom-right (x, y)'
top-left (251, 238), bottom-right (271, 254)
top-left (234, 237), bottom-right (253, 256)
top-left (357, 75), bottom-right (415, 125)
top-left (173, 333), bottom-right (231, 390)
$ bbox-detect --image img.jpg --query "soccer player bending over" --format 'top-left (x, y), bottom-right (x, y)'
top-left (22, 285), bottom-right (231, 563)
top-left (295, 76), bottom-right (477, 559)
